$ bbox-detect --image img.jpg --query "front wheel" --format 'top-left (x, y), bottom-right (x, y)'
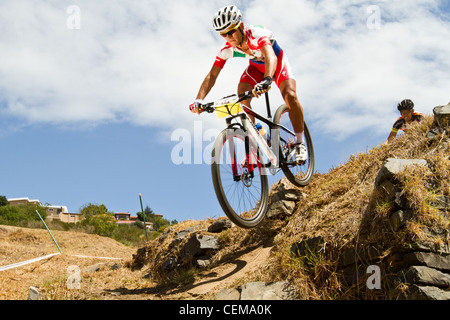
top-left (211, 127), bottom-right (269, 228)
top-left (273, 104), bottom-right (315, 187)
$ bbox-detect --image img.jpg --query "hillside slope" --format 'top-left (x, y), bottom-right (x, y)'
top-left (127, 114), bottom-right (449, 300)
top-left (266, 114), bottom-right (450, 299)
top-left (2, 113), bottom-right (448, 300)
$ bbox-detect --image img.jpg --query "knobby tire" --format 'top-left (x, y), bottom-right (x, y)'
top-left (211, 128), bottom-right (269, 229)
top-left (273, 104), bottom-right (315, 187)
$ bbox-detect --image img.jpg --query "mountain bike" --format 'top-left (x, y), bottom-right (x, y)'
top-left (199, 90), bottom-right (315, 228)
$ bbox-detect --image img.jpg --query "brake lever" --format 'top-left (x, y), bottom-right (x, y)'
top-left (199, 103), bottom-right (215, 114)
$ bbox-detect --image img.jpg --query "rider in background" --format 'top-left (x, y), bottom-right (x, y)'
top-left (386, 99), bottom-right (424, 143)
top-left (189, 5), bottom-right (307, 163)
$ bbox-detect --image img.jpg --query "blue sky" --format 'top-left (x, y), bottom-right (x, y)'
top-left (1, 0), bottom-right (449, 223)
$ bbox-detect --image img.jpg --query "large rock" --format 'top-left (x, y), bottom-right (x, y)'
top-left (413, 242), bottom-right (450, 255)
top-left (389, 210), bottom-right (413, 231)
top-left (267, 200), bottom-right (296, 218)
top-left (403, 285), bottom-right (450, 300)
top-left (240, 281), bottom-right (299, 300)
top-left (179, 233), bottom-right (220, 263)
top-left (433, 102), bottom-right (450, 128)
top-left (216, 281), bottom-right (299, 300)
top-left (208, 219), bottom-right (232, 233)
top-left (174, 227), bottom-right (197, 240)
top-left (403, 252), bottom-right (450, 271)
top-left (267, 179), bottom-right (301, 218)
top-left (400, 266), bottom-right (450, 287)
top-left (270, 179), bottom-right (300, 202)
top-left (375, 158), bottom-right (428, 187)
top-left (29, 286), bottom-right (45, 300)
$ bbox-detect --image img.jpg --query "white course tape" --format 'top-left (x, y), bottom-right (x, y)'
top-left (0, 253), bottom-right (123, 272)
top-left (0, 253), bottom-right (61, 272)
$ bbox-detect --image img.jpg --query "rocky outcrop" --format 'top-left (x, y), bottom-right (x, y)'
top-left (433, 102), bottom-right (450, 129)
top-left (374, 158), bottom-right (428, 188)
top-left (333, 157), bottom-right (450, 300)
top-left (267, 179), bottom-right (304, 219)
top-left (215, 281), bottom-right (299, 300)
top-left (207, 219), bottom-right (232, 233)
top-left (161, 227), bottom-right (221, 275)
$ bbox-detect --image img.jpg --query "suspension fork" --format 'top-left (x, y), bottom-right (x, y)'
top-left (224, 119), bottom-right (243, 181)
top-left (225, 119), bottom-right (257, 182)
top-left (227, 131), bottom-right (240, 181)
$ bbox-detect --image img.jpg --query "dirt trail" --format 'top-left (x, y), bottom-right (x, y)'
top-left (186, 245), bottom-right (272, 297)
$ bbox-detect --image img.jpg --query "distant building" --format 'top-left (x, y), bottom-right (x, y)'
top-left (46, 205), bottom-right (83, 224)
top-left (114, 212), bottom-right (132, 221)
top-left (114, 212), bottom-right (154, 230)
top-left (7, 197), bottom-right (82, 224)
top-left (8, 197), bottom-right (40, 206)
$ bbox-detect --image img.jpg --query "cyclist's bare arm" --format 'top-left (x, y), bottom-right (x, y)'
top-left (261, 44), bottom-right (277, 80)
top-left (253, 44), bottom-right (277, 98)
top-left (196, 65), bottom-right (222, 101)
top-left (385, 130), bottom-right (397, 144)
top-left (190, 65), bottom-right (222, 114)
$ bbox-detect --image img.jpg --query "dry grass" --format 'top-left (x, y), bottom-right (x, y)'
top-left (266, 115), bottom-right (450, 299)
top-left (0, 225), bottom-right (136, 300)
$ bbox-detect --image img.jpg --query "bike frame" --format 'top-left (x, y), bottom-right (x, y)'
top-left (222, 92), bottom-right (296, 171)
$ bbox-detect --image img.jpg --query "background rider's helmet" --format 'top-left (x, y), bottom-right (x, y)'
top-left (212, 5), bottom-right (242, 33)
top-left (397, 99), bottom-right (414, 111)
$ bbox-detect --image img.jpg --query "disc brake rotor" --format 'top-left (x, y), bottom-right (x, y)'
top-left (241, 169), bottom-right (253, 187)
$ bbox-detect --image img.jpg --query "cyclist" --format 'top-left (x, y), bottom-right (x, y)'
top-left (386, 99), bottom-right (424, 143)
top-left (189, 5), bottom-right (307, 163)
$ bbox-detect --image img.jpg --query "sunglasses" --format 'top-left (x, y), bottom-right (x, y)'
top-left (220, 23), bottom-right (240, 37)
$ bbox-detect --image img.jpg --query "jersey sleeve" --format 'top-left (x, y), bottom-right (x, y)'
top-left (213, 56), bottom-right (227, 69)
top-left (414, 112), bottom-right (425, 122)
top-left (392, 117), bottom-right (404, 133)
top-left (213, 44), bottom-right (234, 69)
top-left (246, 26), bottom-right (274, 51)
top-left (257, 36), bottom-right (271, 48)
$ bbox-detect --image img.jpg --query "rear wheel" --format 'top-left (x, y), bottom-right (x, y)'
top-left (273, 104), bottom-right (315, 187)
top-left (211, 127), bottom-right (269, 228)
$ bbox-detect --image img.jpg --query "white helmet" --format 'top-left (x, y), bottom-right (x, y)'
top-left (212, 5), bottom-right (242, 33)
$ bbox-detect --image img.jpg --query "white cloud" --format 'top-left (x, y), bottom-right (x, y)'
top-left (264, 0), bottom-right (450, 139)
top-left (0, 0), bottom-right (449, 140)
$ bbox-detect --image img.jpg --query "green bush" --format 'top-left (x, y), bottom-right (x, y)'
top-left (110, 224), bottom-right (146, 246)
top-left (0, 203), bottom-right (47, 226)
top-left (79, 203), bottom-right (117, 237)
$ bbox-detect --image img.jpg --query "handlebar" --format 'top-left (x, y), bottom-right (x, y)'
top-left (199, 87), bottom-right (270, 114)
top-left (199, 90), bottom-right (253, 113)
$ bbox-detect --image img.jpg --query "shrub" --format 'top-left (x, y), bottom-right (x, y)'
top-left (0, 203), bottom-right (47, 226)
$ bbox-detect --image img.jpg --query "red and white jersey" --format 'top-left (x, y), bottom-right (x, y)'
top-left (213, 25), bottom-right (282, 69)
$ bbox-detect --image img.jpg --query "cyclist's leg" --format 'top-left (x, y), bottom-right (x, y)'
top-left (279, 79), bottom-right (305, 139)
top-left (239, 64), bottom-right (263, 122)
top-left (274, 52), bottom-right (305, 143)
